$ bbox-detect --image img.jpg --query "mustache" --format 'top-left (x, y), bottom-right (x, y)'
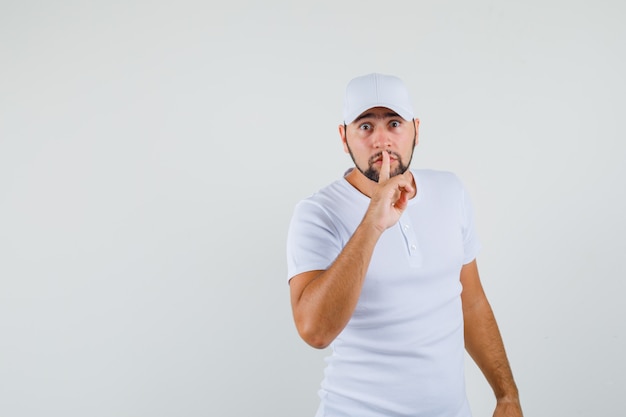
top-left (368, 151), bottom-right (402, 166)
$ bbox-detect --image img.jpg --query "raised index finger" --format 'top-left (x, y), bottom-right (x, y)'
top-left (378, 150), bottom-right (390, 183)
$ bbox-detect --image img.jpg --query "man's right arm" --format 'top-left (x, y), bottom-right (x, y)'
top-left (289, 218), bottom-right (383, 349)
top-left (289, 150), bottom-right (414, 349)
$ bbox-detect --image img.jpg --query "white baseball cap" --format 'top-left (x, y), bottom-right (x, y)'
top-left (343, 73), bottom-right (415, 124)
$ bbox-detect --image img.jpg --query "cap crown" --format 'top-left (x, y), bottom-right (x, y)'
top-left (343, 73), bottom-right (414, 124)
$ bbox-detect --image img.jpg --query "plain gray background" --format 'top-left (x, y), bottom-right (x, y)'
top-left (1, 1), bottom-right (625, 416)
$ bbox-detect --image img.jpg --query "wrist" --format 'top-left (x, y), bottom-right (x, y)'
top-left (359, 218), bottom-right (386, 237)
top-left (496, 394), bottom-right (520, 405)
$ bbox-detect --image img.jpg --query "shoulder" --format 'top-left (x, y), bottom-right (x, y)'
top-left (289, 175), bottom-right (369, 240)
top-left (294, 176), bottom-right (364, 213)
top-left (292, 180), bottom-right (340, 216)
top-left (412, 169), bottom-right (464, 192)
top-left (290, 178), bottom-right (352, 224)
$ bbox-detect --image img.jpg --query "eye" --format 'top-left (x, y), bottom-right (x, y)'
top-left (359, 123), bottom-right (372, 130)
top-left (390, 120), bottom-right (401, 128)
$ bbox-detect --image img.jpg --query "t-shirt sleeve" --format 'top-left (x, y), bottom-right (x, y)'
top-left (460, 182), bottom-right (482, 264)
top-left (286, 200), bottom-right (343, 283)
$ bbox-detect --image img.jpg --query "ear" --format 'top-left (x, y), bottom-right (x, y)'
top-left (339, 124), bottom-right (349, 154)
top-left (413, 118), bottom-right (420, 147)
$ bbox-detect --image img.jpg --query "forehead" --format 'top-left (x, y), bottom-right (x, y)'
top-left (352, 107), bottom-right (403, 124)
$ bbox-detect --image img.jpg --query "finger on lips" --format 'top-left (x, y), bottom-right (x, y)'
top-left (379, 150), bottom-right (390, 183)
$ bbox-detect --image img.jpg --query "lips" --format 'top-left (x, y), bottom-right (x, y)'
top-left (371, 152), bottom-right (398, 165)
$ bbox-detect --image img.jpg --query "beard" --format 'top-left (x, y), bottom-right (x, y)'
top-left (346, 137), bottom-right (416, 183)
top-left (359, 150), bottom-right (409, 182)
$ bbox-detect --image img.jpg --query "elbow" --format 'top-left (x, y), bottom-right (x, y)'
top-left (296, 319), bottom-right (335, 349)
top-left (300, 331), bottom-right (332, 350)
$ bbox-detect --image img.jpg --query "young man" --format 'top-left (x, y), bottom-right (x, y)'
top-left (286, 73), bottom-right (522, 417)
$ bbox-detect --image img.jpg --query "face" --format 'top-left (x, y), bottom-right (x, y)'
top-left (340, 107), bottom-right (419, 182)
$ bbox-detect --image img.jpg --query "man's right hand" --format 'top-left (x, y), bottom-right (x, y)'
top-left (364, 150), bottom-right (415, 233)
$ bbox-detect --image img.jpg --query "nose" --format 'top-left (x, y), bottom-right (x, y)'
top-left (372, 127), bottom-right (391, 148)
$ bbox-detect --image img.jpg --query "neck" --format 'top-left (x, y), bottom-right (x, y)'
top-left (345, 167), bottom-right (416, 200)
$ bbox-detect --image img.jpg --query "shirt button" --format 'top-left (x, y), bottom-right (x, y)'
top-left (404, 224), bottom-right (410, 231)
top-left (411, 244), bottom-right (417, 251)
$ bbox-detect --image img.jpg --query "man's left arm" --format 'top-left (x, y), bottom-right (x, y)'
top-left (460, 259), bottom-right (523, 417)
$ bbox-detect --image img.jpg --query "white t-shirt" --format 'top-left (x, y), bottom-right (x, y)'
top-left (286, 169), bottom-right (481, 417)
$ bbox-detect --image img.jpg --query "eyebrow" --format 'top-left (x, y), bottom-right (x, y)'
top-left (352, 111), bottom-right (402, 124)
